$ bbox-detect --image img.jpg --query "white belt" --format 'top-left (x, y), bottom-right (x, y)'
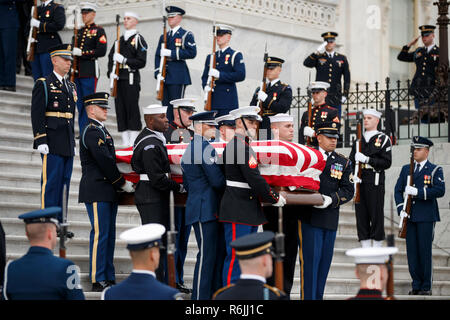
top-left (139, 173), bottom-right (168, 181)
top-left (226, 180), bottom-right (250, 189)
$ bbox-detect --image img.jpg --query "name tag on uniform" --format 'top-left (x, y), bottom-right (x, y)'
top-left (50, 89), bottom-right (62, 93)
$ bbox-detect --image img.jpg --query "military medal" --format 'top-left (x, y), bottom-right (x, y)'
top-left (273, 93), bottom-right (277, 101)
top-left (319, 58), bottom-right (326, 65)
top-left (375, 137), bottom-right (381, 147)
top-left (175, 38), bottom-right (182, 47)
top-left (225, 54), bottom-right (230, 65)
top-left (321, 111), bottom-right (328, 120)
top-left (73, 89), bottom-right (78, 102)
top-left (131, 37), bottom-right (136, 46)
top-left (337, 60), bottom-right (344, 67)
top-left (424, 175), bottom-right (431, 185)
top-left (45, 10), bottom-right (50, 18)
top-left (248, 155), bottom-right (258, 169)
top-left (53, 101), bottom-right (59, 108)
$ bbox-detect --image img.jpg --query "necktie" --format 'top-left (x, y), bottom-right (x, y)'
top-left (62, 78), bottom-right (68, 92)
top-left (414, 163), bottom-right (420, 174)
top-left (168, 30), bottom-right (172, 38)
top-left (325, 151), bottom-right (330, 157)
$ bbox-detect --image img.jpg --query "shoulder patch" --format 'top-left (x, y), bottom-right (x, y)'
top-left (37, 77), bottom-right (46, 81)
top-left (212, 284), bottom-right (235, 299)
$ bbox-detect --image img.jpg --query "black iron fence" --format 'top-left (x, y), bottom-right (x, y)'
top-left (290, 78), bottom-right (450, 147)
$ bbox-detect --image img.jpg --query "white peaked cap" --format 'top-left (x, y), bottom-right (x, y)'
top-left (308, 81), bottom-right (330, 91)
top-left (345, 247), bottom-right (398, 264)
top-left (143, 104), bottom-right (167, 115)
top-left (230, 106), bottom-right (262, 122)
top-left (80, 2), bottom-right (97, 11)
top-left (120, 223), bottom-right (166, 250)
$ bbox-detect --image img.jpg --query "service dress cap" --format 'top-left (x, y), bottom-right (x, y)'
top-left (309, 81), bottom-right (330, 92)
top-left (315, 121), bottom-right (341, 138)
top-left (231, 231), bottom-right (275, 260)
top-left (216, 24), bottom-right (234, 36)
top-left (48, 44), bottom-right (73, 60)
top-left (412, 136), bottom-right (434, 148)
top-left (269, 113), bottom-right (294, 124)
top-left (120, 223), bottom-right (166, 251)
top-left (345, 247), bottom-right (398, 264)
top-left (321, 31), bottom-right (338, 42)
top-left (18, 207), bottom-right (61, 227)
top-left (215, 113), bottom-right (236, 127)
top-left (83, 92), bottom-right (110, 109)
top-left (80, 2), bottom-right (97, 12)
top-left (165, 5), bottom-right (185, 17)
top-left (170, 98), bottom-right (197, 112)
top-left (230, 106), bottom-right (262, 122)
top-left (419, 25), bottom-right (436, 36)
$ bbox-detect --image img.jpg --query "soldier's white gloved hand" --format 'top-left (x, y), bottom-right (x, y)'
top-left (204, 85), bottom-right (211, 93)
top-left (30, 18), bottom-right (40, 28)
top-left (160, 48), bottom-right (172, 57)
top-left (303, 126), bottom-right (315, 138)
top-left (400, 210), bottom-right (409, 219)
top-left (272, 194), bottom-right (286, 207)
top-left (179, 184), bottom-right (187, 193)
top-left (353, 175), bottom-right (362, 184)
top-left (121, 180), bottom-right (135, 193)
top-left (257, 90), bottom-right (268, 102)
top-left (157, 73), bottom-right (164, 82)
top-left (316, 41), bottom-right (327, 54)
top-left (72, 47), bottom-right (82, 56)
top-left (355, 152), bottom-right (369, 164)
top-left (111, 73), bottom-right (119, 80)
top-left (74, 146), bottom-right (78, 156)
top-left (37, 144), bottom-right (49, 155)
top-left (405, 185), bottom-right (418, 196)
top-left (341, 96), bottom-right (347, 104)
top-left (208, 68), bottom-right (220, 79)
top-left (113, 52), bottom-right (126, 64)
top-left (314, 194), bottom-right (332, 209)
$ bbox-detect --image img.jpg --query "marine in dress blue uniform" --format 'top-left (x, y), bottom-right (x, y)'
top-left (2, 207), bottom-right (85, 300)
top-left (181, 111), bottom-right (226, 299)
top-left (30, 0), bottom-right (66, 81)
top-left (250, 57), bottom-right (292, 139)
top-left (394, 136), bottom-right (445, 295)
top-left (213, 231), bottom-right (287, 300)
top-left (31, 44), bottom-right (76, 221)
top-left (72, 3), bottom-right (107, 134)
top-left (298, 121), bottom-right (354, 300)
top-left (102, 223), bottom-right (183, 300)
top-left (219, 106), bottom-right (286, 286)
top-left (303, 32), bottom-right (350, 116)
top-left (0, 0), bottom-right (22, 91)
top-left (155, 6), bottom-right (196, 124)
top-left (79, 92), bottom-right (135, 292)
top-left (397, 25), bottom-right (439, 109)
top-left (201, 24), bottom-right (246, 117)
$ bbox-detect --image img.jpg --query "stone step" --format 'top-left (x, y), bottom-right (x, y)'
top-left (0, 91), bottom-right (31, 104)
top-left (0, 159), bottom-right (82, 177)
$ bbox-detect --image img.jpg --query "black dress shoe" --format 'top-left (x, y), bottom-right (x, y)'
top-left (176, 282), bottom-right (192, 294)
top-left (91, 281), bottom-right (110, 292)
top-left (107, 280), bottom-right (116, 286)
top-left (418, 290), bottom-right (432, 295)
top-left (0, 86), bottom-right (16, 92)
top-left (408, 290), bottom-right (420, 295)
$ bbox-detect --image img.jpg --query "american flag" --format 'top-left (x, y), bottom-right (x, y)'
top-left (115, 140), bottom-right (326, 191)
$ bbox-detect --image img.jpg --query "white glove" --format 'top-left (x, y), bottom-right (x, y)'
top-left (341, 96), bottom-right (347, 104)
top-left (353, 175), bottom-right (362, 184)
top-left (303, 126), bottom-right (315, 138)
top-left (157, 73), bottom-right (164, 82)
top-left (179, 184), bottom-right (187, 193)
top-left (272, 195), bottom-right (286, 207)
top-left (400, 210), bottom-right (409, 219)
top-left (355, 152), bottom-right (369, 164)
top-left (316, 41), bottom-right (327, 54)
top-left (112, 73), bottom-right (119, 80)
top-left (37, 144), bottom-right (49, 155)
top-left (208, 68), bottom-right (220, 79)
top-left (74, 146), bottom-right (78, 156)
top-left (405, 185), bottom-right (418, 196)
top-left (257, 90), bottom-right (268, 102)
top-left (121, 180), bottom-right (135, 193)
top-left (314, 194), bottom-right (332, 209)
top-left (160, 48), bottom-right (172, 57)
top-left (204, 85), bottom-right (211, 93)
top-left (113, 52), bottom-right (126, 64)
top-left (30, 18), bottom-right (40, 28)
top-left (72, 47), bottom-right (82, 57)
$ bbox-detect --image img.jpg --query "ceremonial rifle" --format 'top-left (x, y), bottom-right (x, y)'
top-left (59, 184), bottom-right (74, 258)
top-left (204, 24), bottom-right (217, 111)
top-left (110, 14), bottom-right (120, 97)
top-left (156, 0), bottom-right (167, 101)
top-left (398, 145), bottom-right (415, 239)
top-left (274, 206), bottom-right (285, 292)
top-left (167, 191), bottom-right (177, 288)
top-left (26, 0), bottom-right (38, 62)
top-left (306, 72), bottom-right (313, 146)
top-left (70, 9), bottom-right (79, 83)
top-left (386, 196), bottom-right (396, 300)
top-left (258, 43), bottom-right (269, 116)
top-left (354, 112), bottom-right (362, 204)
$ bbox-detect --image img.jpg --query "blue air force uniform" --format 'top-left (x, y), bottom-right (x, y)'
top-left (31, 45), bottom-right (76, 221)
top-left (155, 6), bottom-right (196, 123)
top-left (31, 0), bottom-right (66, 81)
top-left (394, 136), bottom-right (445, 294)
top-left (181, 111), bottom-right (226, 299)
top-left (2, 207), bottom-right (85, 300)
top-left (299, 122), bottom-right (354, 300)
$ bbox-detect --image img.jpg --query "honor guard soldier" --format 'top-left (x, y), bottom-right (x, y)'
top-left (349, 109), bottom-right (392, 248)
top-left (215, 113), bottom-right (236, 142)
top-left (250, 56), bottom-right (292, 139)
top-left (0, 0), bottom-right (20, 92)
top-left (303, 32), bottom-right (350, 116)
top-left (31, 44), bottom-right (76, 221)
top-left (29, 0), bottom-right (66, 81)
top-left (346, 247), bottom-right (398, 300)
top-left (397, 25), bottom-right (439, 110)
top-left (219, 106), bottom-right (286, 286)
top-left (72, 2), bottom-right (107, 134)
top-left (131, 104), bottom-right (185, 283)
top-left (163, 97), bottom-right (196, 294)
top-left (2, 207), bottom-right (85, 300)
top-left (181, 111), bottom-right (226, 300)
top-left (201, 24), bottom-right (246, 117)
top-left (299, 121), bottom-right (354, 300)
top-left (394, 136), bottom-right (445, 295)
top-left (298, 81), bottom-right (339, 146)
top-left (102, 223), bottom-right (183, 300)
top-left (155, 6), bottom-right (197, 124)
top-left (213, 231), bottom-right (287, 300)
top-left (107, 11), bottom-right (147, 147)
top-left (79, 92), bottom-right (135, 292)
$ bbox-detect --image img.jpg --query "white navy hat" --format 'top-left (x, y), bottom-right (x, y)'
top-left (345, 247), bottom-right (398, 264)
top-left (120, 223), bottom-right (166, 251)
top-left (269, 113), bottom-right (294, 124)
top-left (143, 104), bottom-right (167, 115)
top-left (362, 109), bottom-right (382, 119)
top-left (170, 98), bottom-right (197, 111)
top-left (80, 2), bottom-right (97, 12)
top-left (308, 81), bottom-right (330, 92)
top-left (230, 106), bottom-right (262, 122)
top-left (124, 11), bottom-right (139, 20)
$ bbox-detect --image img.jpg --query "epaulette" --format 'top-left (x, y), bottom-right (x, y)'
top-left (212, 284), bottom-right (235, 299)
top-left (336, 152), bottom-right (350, 167)
top-left (263, 284), bottom-right (282, 297)
top-left (37, 77), bottom-right (46, 81)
